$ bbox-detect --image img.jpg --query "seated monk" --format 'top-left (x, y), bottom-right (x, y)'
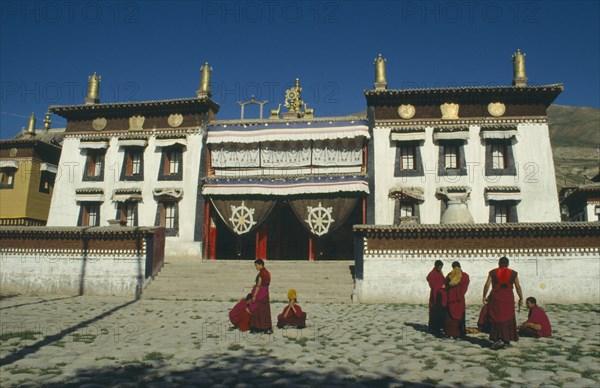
top-left (277, 289), bottom-right (307, 329)
top-left (229, 293), bottom-right (252, 332)
top-left (518, 297), bottom-right (552, 338)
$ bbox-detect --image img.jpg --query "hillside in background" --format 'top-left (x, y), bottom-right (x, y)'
top-left (548, 104), bottom-right (599, 188)
top-left (350, 104), bottom-right (600, 189)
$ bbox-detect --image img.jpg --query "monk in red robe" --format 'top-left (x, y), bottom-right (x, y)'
top-left (248, 259), bottom-right (273, 334)
top-left (519, 297), bottom-right (552, 338)
top-left (229, 294), bottom-right (252, 332)
top-left (445, 261), bottom-right (470, 338)
top-left (277, 289), bottom-right (307, 329)
top-left (483, 256), bottom-right (523, 349)
top-left (427, 260), bottom-right (446, 336)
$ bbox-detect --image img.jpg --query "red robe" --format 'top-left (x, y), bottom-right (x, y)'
top-left (488, 268), bottom-right (519, 342)
top-left (524, 306), bottom-right (552, 337)
top-left (229, 299), bottom-right (250, 332)
top-left (445, 272), bottom-right (470, 337)
top-left (426, 268), bottom-right (446, 334)
top-left (249, 267), bottom-right (272, 331)
top-left (277, 303), bottom-right (306, 328)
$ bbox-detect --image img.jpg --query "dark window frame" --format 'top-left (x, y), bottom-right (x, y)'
top-left (154, 199), bottom-right (179, 236)
top-left (393, 198), bottom-right (422, 224)
top-left (438, 140), bottom-right (467, 176)
top-left (82, 149), bottom-right (106, 182)
top-left (120, 147), bottom-right (145, 181)
top-left (116, 201), bottom-right (139, 226)
top-left (488, 200), bottom-right (519, 223)
top-left (0, 169), bottom-right (16, 189)
top-left (157, 146), bottom-right (183, 181)
top-left (394, 141), bottom-right (424, 177)
top-left (78, 202), bottom-right (101, 226)
top-left (39, 170), bottom-right (56, 194)
top-left (485, 139), bottom-right (517, 176)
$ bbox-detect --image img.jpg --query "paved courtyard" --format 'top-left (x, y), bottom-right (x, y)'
top-left (0, 294), bottom-right (599, 387)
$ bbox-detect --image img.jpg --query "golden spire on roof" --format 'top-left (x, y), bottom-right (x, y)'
top-left (512, 49), bottom-right (528, 87)
top-left (85, 72), bottom-right (101, 104)
top-left (43, 111), bottom-right (51, 131)
top-left (27, 112), bottom-right (36, 136)
top-left (197, 62), bottom-right (212, 98)
top-left (374, 53), bottom-right (387, 90)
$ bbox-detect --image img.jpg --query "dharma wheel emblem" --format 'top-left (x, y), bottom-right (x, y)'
top-left (229, 201), bottom-right (257, 235)
top-left (305, 202), bottom-right (334, 236)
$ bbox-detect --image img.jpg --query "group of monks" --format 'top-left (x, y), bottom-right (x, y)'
top-left (229, 259), bottom-right (307, 333)
top-left (427, 257), bottom-right (552, 350)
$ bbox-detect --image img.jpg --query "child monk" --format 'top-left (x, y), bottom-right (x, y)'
top-left (276, 289), bottom-right (307, 329)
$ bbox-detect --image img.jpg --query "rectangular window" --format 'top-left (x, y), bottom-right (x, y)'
top-left (80, 202), bottom-right (101, 226)
top-left (125, 202), bottom-right (137, 226)
top-left (164, 203), bottom-right (175, 228)
top-left (491, 143), bottom-right (506, 169)
top-left (168, 151), bottom-right (179, 175)
top-left (0, 170), bottom-right (15, 189)
top-left (83, 150), bottom-right (105, 181)
top-left (122, 148), bottom-right (144, 181)
top-left (490, 201), bottom-right (518, 223)
top-left (399, 145), bottom-right (415, 170)
top-left (444, 145), bottom-right (459, 169)
top-left (158, 146), bottom-right (183, 181)
top-left (132, 153), bottom-right (142, 175)
top-left (400, 203), bottom-right (414, 217)
top-left (494, 204), bottom-right (508, 223)
top-left (486, 139), bottom-right (516, 176)
top-left (39, 171), bottom-right (55, 194)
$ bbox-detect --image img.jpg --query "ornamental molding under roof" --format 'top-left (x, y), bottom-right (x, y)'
top-left (374, 117), bottom-right (547, 128)
top-left (364, 83), bottom-right (564, 96)
top-left (66, 128), bottom-right (201, 140)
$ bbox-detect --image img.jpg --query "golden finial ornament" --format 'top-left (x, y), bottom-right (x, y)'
top-left (197, 62), bottom-right (212, 98)
top-left (374, 53), bottom-right (387, 90)
top-left (43, 111), bottom-right (51, 131)
top-left (27, 112), bottom-right (36, 135)
top-left (85, 72), bottom-right (101, 104)
top-left (512, 49), bottom-right (527, 87)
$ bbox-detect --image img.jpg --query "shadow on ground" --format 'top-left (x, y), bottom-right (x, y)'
top-left (40, 349), bottom-right (445, 388)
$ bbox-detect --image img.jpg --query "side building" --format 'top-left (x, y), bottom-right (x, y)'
top-left (560, 171), bottom-right (600, 221)
top-left (0, 113), bottom-right (62, 226)
top-left (366, 51), bottom-right (563, 225)
top-left (47, 66), bottom-right (219, 256)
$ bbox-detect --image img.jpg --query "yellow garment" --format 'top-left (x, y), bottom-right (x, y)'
top-left (448, 268), bottom-right (463, 287)
top-left (287, 289), bottom-right (297, 300)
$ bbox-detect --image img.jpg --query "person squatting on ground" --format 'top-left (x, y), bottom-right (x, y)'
top-left (277, 289), bottom-right (307, 329)
top-left (482, 256), bottom-right (524, 350)
top-left (427, 260), bottom-right (446, 337)
top-left (518, 296), bottom-right (552, 338)
top-left (444, 261), bottom-right (470, 338)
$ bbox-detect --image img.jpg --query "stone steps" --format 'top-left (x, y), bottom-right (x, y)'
top-left (142, 258), bottom-right (356, 303)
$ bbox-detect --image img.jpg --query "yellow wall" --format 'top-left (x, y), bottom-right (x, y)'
top-left (0, 159), bottom-right (52, 222)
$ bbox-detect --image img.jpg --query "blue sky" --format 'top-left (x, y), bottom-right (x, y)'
top-left (1, 1), bottom-right (599, 138)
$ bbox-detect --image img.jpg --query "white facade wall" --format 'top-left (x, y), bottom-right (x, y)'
top-left (47, 133), bottom-right (203, 257)
top-left (372, 123), bottom-right (560, 225)
top-left (0, 251), bottom-right (147, 296)
top-left (354, 248), bottom-right (600, 304)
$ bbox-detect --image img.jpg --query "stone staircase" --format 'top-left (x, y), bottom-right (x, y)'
top-left (141, 257), bottom-right (356, 304)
